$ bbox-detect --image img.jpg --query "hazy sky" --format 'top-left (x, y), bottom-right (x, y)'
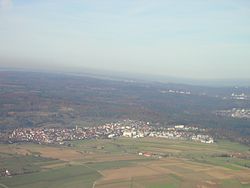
top-left (0, 0), bottom-right (250, 79)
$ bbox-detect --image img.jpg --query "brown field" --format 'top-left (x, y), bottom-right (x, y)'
top-left (0, 145), bottom-right (31, 155)
top-left (205, 168), bottom-right (234, 179)
top-left (95, 157), bottom-right (250, 188)
top-left (140, 147), bottom-right (181, 153)
top-left (0, 144), bottom-right (143, 163)
top-left (83, 153), bottom-right (143, 162)
top-left (100, 166), bottom-right (168, 180)
top-left (41, 162), bottom-right (69, 169)
top-left (0, 144), bottom-right (83, 161)
top-left (95, 179), bottom-right (132, 188)
top-left (34, 147), bottom-right (83, 161)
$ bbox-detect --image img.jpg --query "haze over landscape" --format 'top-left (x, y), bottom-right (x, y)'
top-left (1, 0), bottom-right (250, 80)
top-left (0, 1), bottom-right (250, 188)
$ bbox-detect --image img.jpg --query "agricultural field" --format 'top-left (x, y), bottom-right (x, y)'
top-left (0, 138), bottom-right (249, 188)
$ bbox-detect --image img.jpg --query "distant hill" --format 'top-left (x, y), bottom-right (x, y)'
top-left (0, 70), bottom-right (250, 144)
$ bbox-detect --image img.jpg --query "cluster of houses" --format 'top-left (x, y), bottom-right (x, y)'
top-left (231, 93), bottom-right (248, 100)
top-left (0, 120), bottom-right (214, 144)
top-left (216, 108), bottom-right (250, 119)
top-left (160, 90), bottom-right (191, 95)
top-left (1, 120), bottom-right (148, 144)
top-left (122, 124), bottom-right (213, 144)
top-left (0, 168), bottom-right (11, 177)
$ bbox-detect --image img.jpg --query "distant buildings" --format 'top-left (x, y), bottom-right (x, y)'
top-left (175, 125), bottom-right (184, 129)
top-left (123, 130), bottom-right (133, 138)
top-left (160, 90), bottom-right (191, 95)
top-left (191, 134), bottom-right (214, 144)
top-left (231, 93), bottom-right (248, 100)
top-left (216, 108), bottom-right (250, 119)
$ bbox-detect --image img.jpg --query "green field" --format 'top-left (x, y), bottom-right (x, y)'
top-left (0, 138), bottom-right (249, 188)
top-left (0, 165), bottom-right (101, 188)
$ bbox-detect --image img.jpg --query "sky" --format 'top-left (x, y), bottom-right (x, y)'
top-left (0, 0), bottom-right (250, 80)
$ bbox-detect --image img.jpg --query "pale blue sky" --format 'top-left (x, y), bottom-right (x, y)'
top-left (0, 0), bottom-right (250, 79)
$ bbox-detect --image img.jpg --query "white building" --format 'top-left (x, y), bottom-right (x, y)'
top-left (123, 131), bottom-right (133, 137)
top-left (175, 125), bottom-right (185, 129)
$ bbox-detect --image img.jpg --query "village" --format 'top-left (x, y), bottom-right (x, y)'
top-left (0, 120), bottom-right (214, 145)
top-left (216, 108), bottom-right (250, 119)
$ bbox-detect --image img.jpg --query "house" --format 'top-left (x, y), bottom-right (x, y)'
top-left (123, 131), bottom-right (132, 137)
top-left (175, 125), bottom-right (184, 129)
top-left (143, 152), bottom-right (152, 157)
